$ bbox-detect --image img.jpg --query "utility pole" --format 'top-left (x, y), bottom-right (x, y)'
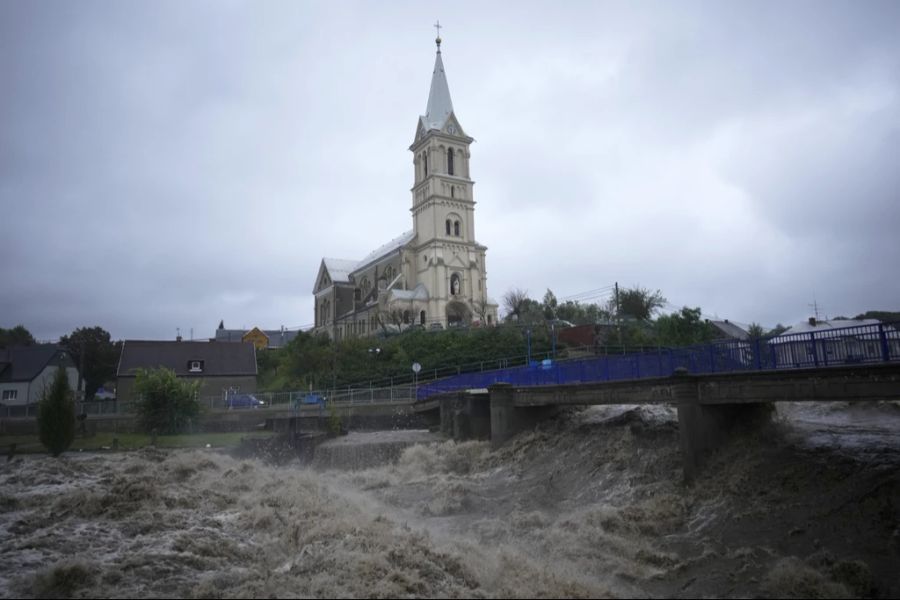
top-left (615, 282), bottom-right (622, 348)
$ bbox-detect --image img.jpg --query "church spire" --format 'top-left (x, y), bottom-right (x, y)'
top-left (423, 24), bottom-right (454, 132)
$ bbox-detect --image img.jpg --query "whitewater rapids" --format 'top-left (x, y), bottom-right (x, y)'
top-left (1, 402), bottom-right (897, 598)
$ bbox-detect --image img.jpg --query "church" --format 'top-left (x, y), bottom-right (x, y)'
top-left (312, 34), bottom-right (498, 340)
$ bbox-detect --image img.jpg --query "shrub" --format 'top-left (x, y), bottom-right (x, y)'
top-left (133, 367), bottom-right (201, 434)
top-left (37, 367), bottom-right (76, 457)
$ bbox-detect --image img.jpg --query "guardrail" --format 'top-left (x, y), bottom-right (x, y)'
top-left (416, 321), bottom-right (900, 399)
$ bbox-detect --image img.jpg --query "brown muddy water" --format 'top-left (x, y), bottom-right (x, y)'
top-left (1, 402), bottom-right (898, 598)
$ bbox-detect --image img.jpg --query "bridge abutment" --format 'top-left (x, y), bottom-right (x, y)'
top-left (440, 390), bottom-right (491, 441)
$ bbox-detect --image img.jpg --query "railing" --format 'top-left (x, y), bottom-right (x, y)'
top-left (415, 321), bottom-right (900, 400)
top-left (3, 322), bottom-right (896, 419)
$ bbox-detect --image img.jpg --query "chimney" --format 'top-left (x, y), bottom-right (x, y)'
top-left (808, 317), bottom-right (817, 327)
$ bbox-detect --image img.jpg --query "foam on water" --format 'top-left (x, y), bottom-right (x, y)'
top-left (1, 402), bottom-right (897, 598)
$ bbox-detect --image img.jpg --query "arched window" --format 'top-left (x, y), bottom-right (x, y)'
top-left (454, 221), bottom-right (460, 236)
top-left (403, 310), bottom-right (410, 324)
top-left (487, 314), bottom-right (492, 325)
top-left (420, 310), bottom-right (426, 325)
top-left (423, 152), bottom-right (428, 176)
top-left (448, 148), bottom-right (454, 175)
top-left (451, 186), bottom-right (455, 198)
top-left (445, 219), bottom-right (451, 235)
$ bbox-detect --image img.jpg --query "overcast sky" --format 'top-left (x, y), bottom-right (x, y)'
top-left (2, 1), bottom-right (898, 342)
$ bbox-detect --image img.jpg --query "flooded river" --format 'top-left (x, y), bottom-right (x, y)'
top-left (1, 402), bottom-right (898, 598)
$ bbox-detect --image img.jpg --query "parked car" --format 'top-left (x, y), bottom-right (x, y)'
top-left (227, 394), bottom-right (265, 409)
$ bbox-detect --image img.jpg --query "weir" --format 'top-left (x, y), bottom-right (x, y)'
top-left (439, 363), bottom-right (900, 482)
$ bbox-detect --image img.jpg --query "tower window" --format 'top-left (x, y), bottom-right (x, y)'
top-left (454, 221), bottom-right (460, 236)
top-left (448, 148), bottom-right (455, 175)
top-left (451, 186), bottom-right (455, 198)
top-left (446, 219), bottom-right (451, 235)
top-left (423, 152), bottom-right (428, 176)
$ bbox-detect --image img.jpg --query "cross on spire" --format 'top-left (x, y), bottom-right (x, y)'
top-left (434, 20), bottom-right (442, 50)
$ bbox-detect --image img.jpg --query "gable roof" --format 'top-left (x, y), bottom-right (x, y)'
top-left (708, 320), bottom-right (750, 341)
top-left (323, 258), bottom-right (358, 283)
top-left (117, 341), bottom-right (257, 377)
top-left (0, 345), bottom-right (74, 383)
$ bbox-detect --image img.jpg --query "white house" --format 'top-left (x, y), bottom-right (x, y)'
top-left (769, 318), bottom-right (899, 367)
top-left (0, 345), bottom-right (81, 408)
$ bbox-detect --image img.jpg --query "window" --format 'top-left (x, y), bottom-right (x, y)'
top-left (487, 315), bottom-right (492, 325)
top-left (188, 360), bottom-right (204, 373)
top-left (2, 390), bottom-right (17, 401)
top-left (423, 152), bottom-right (428, 176)
top-left (448, 148), bottom-right (455, 175)
top-left (420, 310), bottom-right (426, 325)
top-left (454, 221), bottom-right (460, 236)
top-left (451, 186), bottom-right (455, 198)
top-left (445, 219), bottom-right (451, 235)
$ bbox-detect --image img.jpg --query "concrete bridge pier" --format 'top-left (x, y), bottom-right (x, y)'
top-left (677, 400), bottom-right (773, 483)
top-left (489, 383), bottom-right (558, 448)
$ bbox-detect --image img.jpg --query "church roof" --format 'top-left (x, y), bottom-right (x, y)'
top-left (322, 258), bottom-right (358, 283)
top-left (353, 230), bottom-right (415, 273)
top-left (390, 283), bottom-right (429, 302)
top-left (422, 42), bottom-right (454, 132)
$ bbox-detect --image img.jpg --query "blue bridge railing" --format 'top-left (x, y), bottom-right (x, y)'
top-left (417, 321), bottom-right (900, 400)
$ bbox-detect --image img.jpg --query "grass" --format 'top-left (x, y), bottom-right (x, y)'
top-left (0, 431), bottom-right (277, 454)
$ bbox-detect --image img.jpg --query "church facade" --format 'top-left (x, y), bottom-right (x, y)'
top-left (312, 36), bottom-right (498, 340)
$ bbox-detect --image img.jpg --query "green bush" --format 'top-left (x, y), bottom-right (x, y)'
top-left (133, 368), bottom-right (201, 434)
top-left (38, 367), bottom-right (76, 457)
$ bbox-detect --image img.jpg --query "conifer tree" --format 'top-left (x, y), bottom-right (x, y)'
top-left (38, 367), bottom-right (76, 457)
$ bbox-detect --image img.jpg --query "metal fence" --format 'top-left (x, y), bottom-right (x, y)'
top-left (4, 322), bottom-right (897, 419)
top-left (416, 321), bottom-right (900, 400)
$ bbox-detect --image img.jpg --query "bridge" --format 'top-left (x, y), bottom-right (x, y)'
top-left (431, 363), bottom-right (900, 482)
top-left (418, 321), bottom-right (900, 480)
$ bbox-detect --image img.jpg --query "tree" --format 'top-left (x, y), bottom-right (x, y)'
top-left (747, 322), bottom-right (766, 339)
top-left (132, 368), bottom-right (201, 434)
top-left (502, 288), bottom-right (530, 322)
top-left (615, 286), bottom-right (666, 321)
top-left (0, 325), bottom-right (36, 347)
top-left (59, 327), bottom-right (121, 401)
top-left (768, 323), bottom-right (789, 337)
top-left (38, 367), bottom-right (76, 457)
top-left (655, 307), bottom-right (716, 347)
top-left (542, 289), bottom-right (558, 321)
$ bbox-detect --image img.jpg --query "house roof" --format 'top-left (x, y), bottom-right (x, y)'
top-left (0, 345), bottom-right (74, 383)
top-left (117, 341), bottom-right (257, 377)
top-left (773, 319), bottom-right (895, 341)
top-left (708, 320), bottom-right (750, 340)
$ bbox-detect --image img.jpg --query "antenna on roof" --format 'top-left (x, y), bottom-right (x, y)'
top-left (808, 298), bottom-right (821, 321)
